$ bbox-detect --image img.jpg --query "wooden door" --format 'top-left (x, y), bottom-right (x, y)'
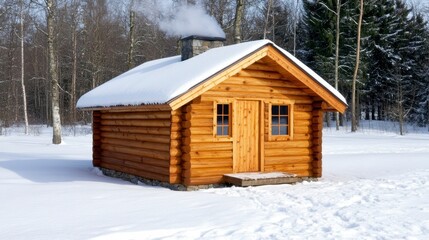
top-left (234, 100), bottom-right (260, 172)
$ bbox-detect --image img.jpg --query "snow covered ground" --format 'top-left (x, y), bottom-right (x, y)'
top-left (0, 125), bottom-right (428, 239)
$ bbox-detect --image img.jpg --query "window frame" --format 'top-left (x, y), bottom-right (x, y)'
top-left (213, 101), bottom-right (233, 141)
top-left (268, 101), bottom-right (294, 141)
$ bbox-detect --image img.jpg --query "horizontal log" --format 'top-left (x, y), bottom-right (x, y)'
top-left (100, 125), bottom-right (171, 136)
top-left (291, 134), bottom-right (312, 140)
top-left (294, 112), bottom-right (312, 120)
top-left (101, 119), bottom-right (171, 127)
top-left (187, 109), bottom-right (214, 117)
top-left (184, 113), bottom-right (213, 120)
top-left (101, 143), bottom-right (171, 161)
top-left (101, 131), bottom-right (170, 144)
top-left (101, 156), bottom-right (171, 175)
top-left (182, 118), bottom-right (213, 128)
top-left (99, 162), bottom-right (169, 182)
top-left (183, 175), bottom-right (224, 186)
top-left (264, 163), bottom-right (312, 172)
top-left (294, 104), bottom-right (313, 112)
top-left (183, 127), bottom-right (213, 136)
top-left (264, 140), bottom-right (312, 149)
top-left (184, 167), bottom-right (233, 178)
top-left (295, 120), bottom-right (312, 127)
top-left (101, 111), bottom-right (171, 120)
top-left (238, 69), bottom-right (283, 79)
top-left (210, 84), bottom-right (308, 96)
top-left (182, 142), bottom-right (232, 153)
top-left (100, 150), bottom-right (170, 167)
top-left (201, 93), bottom-right (313, 104)
top-left (183, 150), bottom-right (233, 160)
top-left (182, 135), bottom-right (217, 144)
top-left (101, 137), bottom-right (170, 152)
top-left (183, 160), bottom-right (232, 170)
top-left (265, 147), bottom-right (312, 157)
top-left (294, 126), bottom-right (312, 134)
top-left (186, 104), bottom-right (213, 111)
top-left (264, 155), bottom-right (312, 165)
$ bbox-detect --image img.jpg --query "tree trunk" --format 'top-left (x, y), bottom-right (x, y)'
top-left (293, 0), bottom-right (299, 56)
top-left (351, 0), bottom-right (363, 132)
top-left (263, 0), bottom-right (272, 39)
top-left (47, 0), bottom-right (62, 144)
top-left (233, 0), bottom-right (244, 44)
top-left (127, 2), bottom-right (135, 69)
top-left (20, 0), bottom-right (29, 135)
top-left (397, 78), bottom-right (404, 135)
top-left (71, 28), bottom-right (77, 123)
top-left (334, 0), bottom-right (341, 131)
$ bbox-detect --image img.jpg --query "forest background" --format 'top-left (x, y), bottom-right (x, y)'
top-left (0, 0), bottom-right (428, 143)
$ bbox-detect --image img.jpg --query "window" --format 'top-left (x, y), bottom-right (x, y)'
top-left (271, 105), bottom-right (289, 136)
top-left (216, 104), bottom-right (230, 136)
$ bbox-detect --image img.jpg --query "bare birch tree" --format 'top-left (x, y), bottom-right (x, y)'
top-left (20, 0), bottom-right (29, 134)
top-left (334, 0), bottom-right (341, 131)
top-left (263, 0), bottom-right (272, 39)
top-left (46, 0), bottom-right (62, 143)
top-left (69, 0), bottom-right (79, 123)
top-left (233, 0), bottom-right (244, 44)
top-left (351, 0), bottom-right (364, 132)
top-left (127, 0), bottom-right (136, 69)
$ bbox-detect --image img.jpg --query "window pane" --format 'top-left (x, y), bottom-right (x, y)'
top-left (217, 116), bottom-right (223, 125)
top-left (272, 126), bottom-right (279, 135)
top-left (280, 106), bottom-right (288, 115)
top-left (280, 116), bottom-right (288, 124)
top-left (217, 104), bottom-right (223, 114)
top-left (223, 126), bottom-right (229, 136)
top-left (217, 126), bottom-right (223, 135)
top-left (272, 105), bottom-right (279, 115)
top-left (223, 116), bottom-right (229, 125)
top-left (223, 104), bottom-right (229, 115)
top-left (272, 116), bottom-right (279, 125)
top-left (280, 126), bottom-right (288, 135)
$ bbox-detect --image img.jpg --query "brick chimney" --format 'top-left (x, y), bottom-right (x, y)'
top-left (180, 35), bottom-right (226, 61)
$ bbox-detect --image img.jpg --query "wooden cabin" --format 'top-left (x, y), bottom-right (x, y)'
top-left (77, 36), bottom-right (347, 187)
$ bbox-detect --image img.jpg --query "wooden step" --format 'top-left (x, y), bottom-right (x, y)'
top-left (223, 172), bottom-right (303, 187)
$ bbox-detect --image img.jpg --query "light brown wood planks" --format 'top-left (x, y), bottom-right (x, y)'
top-left (97, 110), bottom-right (173, 183)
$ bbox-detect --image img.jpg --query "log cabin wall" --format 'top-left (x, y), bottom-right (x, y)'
top-left (182, 61), bottom-right (319, 186)
top-left (95, 109), bottom-right (174, 183)
top-left (181, 100), bottom-right (233, 186)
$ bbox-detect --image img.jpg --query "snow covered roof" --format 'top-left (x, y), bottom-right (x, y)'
top-left (77, 39), bottom-right (347, 109)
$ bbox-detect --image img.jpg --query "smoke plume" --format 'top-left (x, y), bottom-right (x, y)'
top-left (134, 1), bottom-right (225, 38)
